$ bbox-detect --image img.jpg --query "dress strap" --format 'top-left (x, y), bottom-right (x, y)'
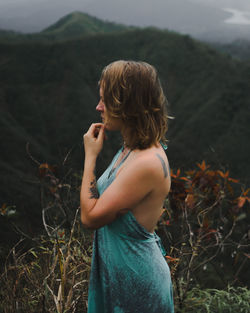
top-left (118, 147), bottom-right (131, 168)
top-left (108, 147), bottom-right (131, 178)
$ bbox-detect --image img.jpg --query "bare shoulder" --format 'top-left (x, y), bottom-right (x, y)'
top-left (127, 146), bottom-right (170, 180)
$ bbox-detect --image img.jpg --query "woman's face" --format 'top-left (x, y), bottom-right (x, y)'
top-left (96, 87), bottom-right (123, 131)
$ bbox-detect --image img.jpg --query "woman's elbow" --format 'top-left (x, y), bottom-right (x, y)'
top-left (81, 213), bottom-right (92, 229)
top-left (80, 213), bottom-right (98, 230)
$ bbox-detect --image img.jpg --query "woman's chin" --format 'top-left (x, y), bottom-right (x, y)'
top-left (104, 123), bottom-right (110, 130)
top-left (104, 123), bottom-right (115, 131)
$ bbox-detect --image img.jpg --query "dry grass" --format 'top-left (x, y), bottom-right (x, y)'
top-left (0, 209), bottom-right (92, 313)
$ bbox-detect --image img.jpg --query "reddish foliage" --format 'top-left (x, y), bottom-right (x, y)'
top-left (160, 160), bottom-right (249, 295)
top-left (39, 163), bottom-right (57, 178)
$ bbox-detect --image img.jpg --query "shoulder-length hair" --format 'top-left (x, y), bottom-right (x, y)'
top-left (99, 60), bottom-right (169, 150)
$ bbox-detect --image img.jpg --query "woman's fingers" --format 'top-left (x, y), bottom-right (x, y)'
top-left (83, 123), bottom-right (106, 157)
top-left (95, 125), bottom-right (102, 138)
top-left (85, 123), bottom-right (107, 141)
top-left (87, 123), bottom-right (103, 137)
top-left (98, 126), bottom-right (108, 144)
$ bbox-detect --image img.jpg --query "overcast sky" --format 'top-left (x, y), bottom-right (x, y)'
top-left (0, 0), bottom-right (250, 40)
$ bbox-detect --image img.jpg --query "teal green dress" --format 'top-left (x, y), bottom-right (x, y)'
top-left (87, 147), bottom-right (174, 313)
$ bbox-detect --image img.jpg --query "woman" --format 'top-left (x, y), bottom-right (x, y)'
top-left (80, 60), bottom-right (174, 313)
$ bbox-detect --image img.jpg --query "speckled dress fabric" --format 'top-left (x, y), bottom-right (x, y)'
top-left (87, 148), bottom-right (174, 313)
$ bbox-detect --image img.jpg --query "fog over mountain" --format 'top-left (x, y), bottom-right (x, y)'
top-left (0, 0), bottom-right (250, 42)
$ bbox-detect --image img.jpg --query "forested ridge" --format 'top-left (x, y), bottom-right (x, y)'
top-left (210, 39), bottom-right (250, 61)
top-left (0, 12), bottom-right (249, 312)
top-left (0, 12), bottom-right (133, 42)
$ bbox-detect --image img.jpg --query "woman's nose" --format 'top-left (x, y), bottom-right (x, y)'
top-left (96, 101), bottom-right (104, 112)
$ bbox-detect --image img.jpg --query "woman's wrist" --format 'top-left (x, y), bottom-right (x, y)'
top-left (84, 151), bottom-right (98, 162)
top-left (83, 154), bottom-right (97, 174)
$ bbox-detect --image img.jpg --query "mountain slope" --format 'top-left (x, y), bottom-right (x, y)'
top-left (210, 39), bottom-right (250, 61)
top-left (0, 11), bottom-right (132, 42)
top-left (41, 11), bottom-right (131, 39)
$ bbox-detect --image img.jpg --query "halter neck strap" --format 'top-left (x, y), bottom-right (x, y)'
top-left (108, 147), bottom-right (131, 179)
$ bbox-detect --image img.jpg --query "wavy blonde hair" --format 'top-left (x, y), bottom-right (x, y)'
top-left (100, 60), bottom-right (168, 150)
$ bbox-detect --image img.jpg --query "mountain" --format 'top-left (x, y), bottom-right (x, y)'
top-left (41, 11), bottom-right (132, 39)
top-left (0, 12), bottom-right (132, 42)
top-left (0, 14), bottom-right (249, 247)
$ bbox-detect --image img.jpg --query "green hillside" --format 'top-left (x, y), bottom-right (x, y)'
top-left (0, 29), bottom-right (23, 40)
top-left (210, 39), bottom-right (250, 61)
top-left (0, 11), bottom-right (132, 42)
top-left (41, 11), bottom-right (131, 39)
top-left (0, 16), bottom-right (250, 248)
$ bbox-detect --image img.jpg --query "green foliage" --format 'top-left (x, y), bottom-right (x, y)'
top-left (182, 286), bottom-right (250, 313)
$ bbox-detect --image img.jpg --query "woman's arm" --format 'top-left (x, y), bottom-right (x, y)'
top-left (80, 123), bottom-right (105, 226)
top-left (80, 154), bottom-right (160, 229)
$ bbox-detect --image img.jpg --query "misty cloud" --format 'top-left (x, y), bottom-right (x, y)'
top-left (224, 8), bottom-right (250, 25)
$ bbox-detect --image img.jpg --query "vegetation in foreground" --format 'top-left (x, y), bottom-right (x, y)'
top-left (182, 286), bottom-right (250, 313)
top-left (0, 156), bottom-right (249, 313)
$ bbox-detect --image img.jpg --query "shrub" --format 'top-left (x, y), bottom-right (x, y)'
top-left (182, 286), bottom-right (250, 313)
top-left (158, 161), bottom-right (250, 308)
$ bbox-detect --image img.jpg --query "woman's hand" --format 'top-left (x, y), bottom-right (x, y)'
top-left (83, 123), bottom-right (105, 158)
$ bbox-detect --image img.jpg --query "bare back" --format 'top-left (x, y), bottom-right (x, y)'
top-left (116, 144), bottom-right (171, 233)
